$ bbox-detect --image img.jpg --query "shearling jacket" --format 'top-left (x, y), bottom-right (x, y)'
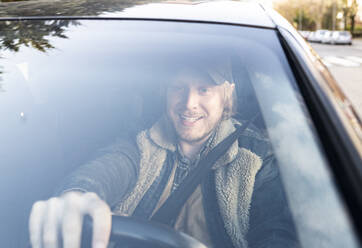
top-left (57, 116), bottom-right (300, 248)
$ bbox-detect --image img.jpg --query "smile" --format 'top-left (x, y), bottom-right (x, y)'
top-left (179, 114), bottom-right (203, 124)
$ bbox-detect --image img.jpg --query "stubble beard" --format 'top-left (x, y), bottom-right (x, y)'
top-left (173, 118), bottom-right (220, 145)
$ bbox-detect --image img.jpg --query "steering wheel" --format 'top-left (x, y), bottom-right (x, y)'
top-left (82, 215), bottom-right (207, 248)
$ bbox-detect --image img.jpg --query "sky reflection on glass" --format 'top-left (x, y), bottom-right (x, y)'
top-left (0, 19), bottom-right (358, 248)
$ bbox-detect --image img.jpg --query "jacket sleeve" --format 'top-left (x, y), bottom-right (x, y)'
top-left (54, 139), bottom-right (140, 208)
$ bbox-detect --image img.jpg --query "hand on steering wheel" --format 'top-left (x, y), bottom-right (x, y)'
top-left (29, 191), bottom-right (206, 248)
top-left (29, 191), bottom-right (111, 248)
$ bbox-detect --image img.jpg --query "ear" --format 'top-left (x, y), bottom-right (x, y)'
top-left (230, 83), bottom-right (235, 95)
top-left (222, 81), bottom-right (236, 120)
top-left (223, 81), bottom-right (235, 99)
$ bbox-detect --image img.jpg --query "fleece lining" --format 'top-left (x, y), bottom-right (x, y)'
top-left (115, 116), bottom-right (262, 247)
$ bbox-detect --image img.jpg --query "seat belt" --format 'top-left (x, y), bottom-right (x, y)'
top-left (151, 116), bottom-right (258, 225)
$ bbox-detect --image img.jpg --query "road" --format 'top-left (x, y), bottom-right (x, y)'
top-left (310, 39), bottom-right (362, 118)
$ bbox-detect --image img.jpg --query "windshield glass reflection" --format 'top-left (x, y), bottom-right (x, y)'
top-left (0, 20), bottom-right (81, 53)
top-left (0, 20), bottom-right (358, 248)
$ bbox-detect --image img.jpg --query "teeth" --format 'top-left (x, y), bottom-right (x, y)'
top-left (180, 115), bottom-right (201, 122)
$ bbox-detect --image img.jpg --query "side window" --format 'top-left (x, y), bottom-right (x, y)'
top-left (239, 31), bottom-right (359, 248)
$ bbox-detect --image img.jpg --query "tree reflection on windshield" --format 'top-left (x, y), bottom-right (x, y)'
top-left (0, 0), bottom-right (160, 53)
top-left (0, 19), bottom-right (81, 93)
top-left (0, 20), bottom-right (80, 52)
top-left (0, 0), bottom-right (161, 92)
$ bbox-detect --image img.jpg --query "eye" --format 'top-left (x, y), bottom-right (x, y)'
top-left (199, 87), bottom-right (211, 95)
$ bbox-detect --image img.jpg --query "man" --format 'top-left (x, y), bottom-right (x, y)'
top-left (29, 66), bottom-right (299, 248)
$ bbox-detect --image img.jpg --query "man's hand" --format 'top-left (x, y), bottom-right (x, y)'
top-left (29, 191), bottom-right (111, 248)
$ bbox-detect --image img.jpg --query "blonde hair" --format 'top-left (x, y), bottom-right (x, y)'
top-left (222, 81), bottom-right (237, 120)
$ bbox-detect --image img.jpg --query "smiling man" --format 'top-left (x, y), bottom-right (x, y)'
top-left (29, 65), bottom-right (300, 248)
top-left (166, 68), bottom-right (235, 158)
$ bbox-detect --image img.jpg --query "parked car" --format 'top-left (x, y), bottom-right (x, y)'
top-left (321, 30), bottom-right (353, 45)
top-left (308, 29), bottom-right (329, 42)
top-left (321, 30), bottom-right (333, 44)
top-left (0, 0), bottom-right (361, 247)
top-left (331, 30), bottom-right (353, 45)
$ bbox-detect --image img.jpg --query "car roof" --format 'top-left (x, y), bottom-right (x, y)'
top-left (101, 1), bottom-right (275, 28)
top-left (0, 0), bottom-right (276, 28)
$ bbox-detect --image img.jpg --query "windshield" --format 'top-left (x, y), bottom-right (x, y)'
top-left (0, 19), bottom-right (358, 247)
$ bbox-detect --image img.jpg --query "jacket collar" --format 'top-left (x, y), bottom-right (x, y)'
top-left (148, 115), bottom-right (239, 169)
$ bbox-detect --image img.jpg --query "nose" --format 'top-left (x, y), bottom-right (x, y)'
top-left (184, 89), bottom-right (199, 110)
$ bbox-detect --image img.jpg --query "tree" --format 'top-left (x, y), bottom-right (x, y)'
top-left (322, 3), bottom-right (341, 29)
top-left (341, 0), bottom-right (359, 32)
top-left (274, 0), bottom-right (330, 30)
top-left (342, 0), bottom-right (351, 30)
top-left (349, 0), bottom-right (359, 33)
top-left (293, 9), bottom-right (316, 30)
top-left (306, 0), bottom-right (329, 29)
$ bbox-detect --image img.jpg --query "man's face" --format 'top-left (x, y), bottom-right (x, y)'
top-left (166, 70), bottom-right (226, 144)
